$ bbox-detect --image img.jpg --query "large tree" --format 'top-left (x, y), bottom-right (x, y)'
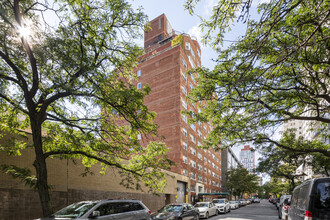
top-left (185, 0), bottom-right (330, 156)
top-left (256, 141), bottom-right (303, 192)
top-left (0, 0), bottom-right (172, 217)
top-left (224, 166), bottom-right (259, 199)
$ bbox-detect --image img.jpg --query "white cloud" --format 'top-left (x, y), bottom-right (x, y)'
top-left (252, 0), bottom-right (271, 7)
top-left (203, 0), bottom-right (217, 16)
top-left (188, 24), bottom-right (203, 45)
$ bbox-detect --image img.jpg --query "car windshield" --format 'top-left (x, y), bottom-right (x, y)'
top-left (52, 202), bottom-right (97, 218)
top-left (229, 201), bottom-right (235, 204)
top-left (195, 203), bottom-right (208, 207)
top-left (213, 199), bottom-right (225, 203)
top-left (159, 205), bottom-right (183, 213)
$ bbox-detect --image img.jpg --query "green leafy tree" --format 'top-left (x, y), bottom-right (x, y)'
top-left (185, 0), bottom-right (330, 156)
top-left (263, 179), bottom-right (290, 198)
top-left (224, 165), bottom-right (259, 199)
top-left (0, 0), bottom-right (172, 217)
top-left (257, 143), bottom-right (303, 192)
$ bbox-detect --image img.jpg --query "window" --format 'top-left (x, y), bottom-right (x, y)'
top-left (185, 42), bottom-right (191, 51)
top-left (137, 83), bottom-right (141, 89)
top-left (190, 159), bottom-right (196, 168)
top-left (182, 71), bottom-right (187, 82)
top-left (182, 99), bottom-right (187, 109)
top-left (190, 172), bottom-right (196, 180)
top-left (198, 175), bottom-right (203, 182)
top-left (182, 114), bottom-right (187, 123)
top-left (190, 147), bottom-right (196, 156)
top-left (183, 155), bottom-right (188, 164)
top-left (137, 70), bottom-right (141, 77)
top-left (197, 48), bottom-right (201, 57)
top-left (190, 123), bottom-right (196, 131)
top-left (208, 160), bottom-right (211, 165)
top-left (190, 184), bottom-right (196, 192)
top-left (197, 152), bottom-right (202, 160)
top-left (197, 130), bottom-right (202, 138)
top-left (190, 134), bottom-right (196, 143)
top-left (314, 181), bottom-right (330, 210)
top-left (183, 169), bottom-right (188, 176)
top-left (182, 57), bottom-right (187, 69)
top-left (197, 141), bottom-right (202, 147)
top-left (182, 141), bottom-right (187, 150)
top-left (182, 127), bottom-right (187, 137)
top-left (191, 48), bottom-right (195, 58)
top-left (204, 177), bottom-right (207, 183)
top-left (204, 167), bottom-right (207, 173)
top-left (188, 56), bottom-right (195, 68)
top-left (204, 157), bottom-right (207, 163)
top-left (208, 169), bottom-right (211, 175)
top-left (190, 83), bottom-right (193, 91)
top-left (182, 86), bottom-right (187, 95)
top-left (198, 164), bottom-right (202, 171)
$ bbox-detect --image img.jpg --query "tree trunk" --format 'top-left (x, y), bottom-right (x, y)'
top-left (31, 116), bottom-right (53, 217)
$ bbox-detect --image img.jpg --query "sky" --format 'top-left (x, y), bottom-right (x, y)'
top-left (130, 0), bottom-right (269, 69)
top-left (130, 0), bottom-right (269, 175)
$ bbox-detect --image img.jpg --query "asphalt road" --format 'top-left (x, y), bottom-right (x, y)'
top-left (207, 200), bottom-right (279, 220)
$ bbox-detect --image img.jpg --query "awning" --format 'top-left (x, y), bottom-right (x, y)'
top-left (198, 192), bottom-right (230, 196)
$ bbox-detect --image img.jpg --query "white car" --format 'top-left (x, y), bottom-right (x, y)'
top-left (229, 201), bottom-right (239, 209)
top-left (280, 197), bottom-right (291, 220)
top-left (194, 202), bottom-right (218, 219)
top-left (212, 198), bottom-right (230, 213)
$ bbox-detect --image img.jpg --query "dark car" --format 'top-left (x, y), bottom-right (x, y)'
top-left (151, 203), bottom-right (199, 220)
top-left (289, 177), bottom-right (330, 220)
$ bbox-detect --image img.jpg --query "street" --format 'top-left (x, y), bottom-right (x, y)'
top-left (207, 200), bottom-right (278, 220)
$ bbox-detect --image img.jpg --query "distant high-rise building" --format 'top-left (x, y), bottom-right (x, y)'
top-left (240, 145), bottom-right (255, 173)
top-left (221, 148), bottom-right (241, 193)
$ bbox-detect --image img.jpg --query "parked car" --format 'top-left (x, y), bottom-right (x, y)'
top-left (151, 203), bottom-right (199, 220)
top-left (35, 199), bottom-right (151, 220)
top-left (212, 198), bottom-right (230, 213)
top-left (280, 197), bottom-right (291, 220)
top-left (194, 202), bottom-right (217, 218)
top-left (278, 195), bottom-right (291, 219)
top-left (288, 177), bottom-right (330, 220)
top-left (254, 198), bottom-right (260, 203)
top-left (272, 198), bottom-right (280, 206)
top-left (229, 201), bottom-right (239, 209)
top-left (238, 199), bottom-right (246, 206)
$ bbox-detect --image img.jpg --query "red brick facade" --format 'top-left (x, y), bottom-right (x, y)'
top-left (137, 14), bottom-right (223, 199)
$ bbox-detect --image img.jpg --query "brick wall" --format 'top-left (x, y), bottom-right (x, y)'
top-left (0, 188), bottom-right (172, 220)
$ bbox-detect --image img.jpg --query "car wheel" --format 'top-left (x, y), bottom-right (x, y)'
top-left (216, 209), bottom-right (219, 216)
top-left (229, 207), bottom-right (231, 212)
top-left (195, 214), bottom-right (199, 220)
top-left (205, 212), bottom-right (209, 219)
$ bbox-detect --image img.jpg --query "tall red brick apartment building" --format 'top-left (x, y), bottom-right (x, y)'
top-left (136, 14), bottom-right (224, 203)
